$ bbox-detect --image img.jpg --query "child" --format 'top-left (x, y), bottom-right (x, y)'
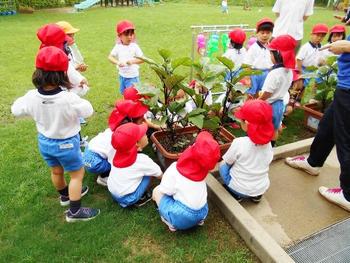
top-left (221, 0), bottom-right (228, 14)
top-left (259, 35), bottom-right (297, 143)
top-left (152, 131), bottom-right (220, 231)
top-left (11, 46), bottom-right (99, 222)
top-left (83, 99), bottom-right (148, 187)
top-left (322, 24), bottom-right (346, 59)
top-left (244, 18), bottom-right (274, 96)
top-left (107, 123), bottom-right (162, 207)
top-left (108, 20), bottom-right (144, 95)
top-left (224, 28), bottom-right (247, 75)
top-left (56, 21), bottom-right (88, 72)
top-left (219, 100), bottom-right (274, 202)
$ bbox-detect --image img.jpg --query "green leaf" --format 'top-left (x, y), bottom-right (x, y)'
top-left (188, 115), bottom-right (204, 129)
top-left (163, 74), bottom-right (187, 90)
top-left (150, 65), bottom-right (168, 79)
top-left (305, 65), bottom-right (318, 71)
top-left (171, 57), bottom-right (192, 69)
top-left (217, 56), bottom-right (234, 71)
top-left (137, 56), bottom-right (158, 66)
top-left (203, 117), bottom-right (220, 130)
top-left (188, 108), bottom-right (206, 117)
top-left (158, 49), bottom-right (172, 61)
top-left (326, 55), bottom-right (337, 66)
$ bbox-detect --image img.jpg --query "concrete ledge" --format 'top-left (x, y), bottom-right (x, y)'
top-left (207, 175), bottom-right (294, 263)
top-left (273, 137), bottom-right (314, 161)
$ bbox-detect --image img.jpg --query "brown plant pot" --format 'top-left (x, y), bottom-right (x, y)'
top-left (301, 102), bottom-right (324, 132)
top-left (151, 126), bottom-right (235, 169)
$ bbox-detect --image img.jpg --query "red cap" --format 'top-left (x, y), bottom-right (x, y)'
top-left (35, 46), bottom-right (69, 72)
top-left (229, 28), bottom-right (247, 45)
top-left (108, 100), bottom-right (148, 131)
top-left (176, 131), bottom-right (220, 182)
top-left (37, 24), bottom-right (68, 50)
top-left (235, 100), bottom-right (274, 145)
top-left (330, 24), bottom-right (346, 33)
top-left (256, 18), bottom-right (274, 32)
top-left (116, 20), bottom-right (135, 35)
top-left (111, 123), bottom-right (147, 168)
top-left (123, 86), bottom-right (141, 101)
top-left (268, 34), bottom-right (297, 69)
top-left (312, 24), bottom-right (329, 34)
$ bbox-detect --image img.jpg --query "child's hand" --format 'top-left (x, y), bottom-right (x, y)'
top-left (118, 62), bottom-right (126, 67)
top-left (79, 78), bottom-right (89, 87)
top-left (126, 60), bottom-right (133, 66)
top-left (77, 64), bottom-right (88, 72)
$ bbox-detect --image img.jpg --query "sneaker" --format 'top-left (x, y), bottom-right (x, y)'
top-left (80, 136), bottom-right (89, 148)
top-left (65, 207), bottom-right (100, 222)
top-left (285, 156), bottom-right (320, 176)
top-left (198, 220), bottom-right (205, 226)
top-left (250, 195), bottom-right (262, 203)
top-left (160, 216), bottom-right (176, 232)
top-left (134, 191), bottom-right (152, 207)
top-left (59, 186), bottom-right (89, 206)
top-left (319, 186), bottom-right (350, 212)
top-left (96, 175), bottom-right (108, 187)
top-left (222, 184), bottom-right (243, 202)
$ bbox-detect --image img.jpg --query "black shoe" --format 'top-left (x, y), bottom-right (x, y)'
top-left (59, 186), bottom-right (89, 206)
top-left (134, 191), bottom-right (152, 207)
top-left (250, 195), bottom-right (262, 203)
top-left (65, 207), bottom-right (100, 222)
top-left (222, 184), bottom-right (243, 202)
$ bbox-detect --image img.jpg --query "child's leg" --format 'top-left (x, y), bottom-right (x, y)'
top-left (152, 185), bottom-right (164, 206)
top-left (51, 166), bottom-right (66, 191)
top-left (68, 167), bottom-right (84, 212)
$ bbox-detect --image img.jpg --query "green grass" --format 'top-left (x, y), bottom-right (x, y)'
top-left (0, 2), bottom-right (336, 262)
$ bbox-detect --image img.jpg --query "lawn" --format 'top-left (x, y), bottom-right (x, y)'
top-left (0, 2), bottom-right (336, 262)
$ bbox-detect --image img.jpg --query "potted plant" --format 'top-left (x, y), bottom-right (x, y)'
top-left (301, 55), bottom-right (338, 132)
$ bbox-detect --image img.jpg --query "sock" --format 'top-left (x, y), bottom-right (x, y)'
top-left (58, 186), bottom-right (69, 197)
top-left (70, 199), bottom-right (81, 214)
top-left (343, 191), bottom-right (350, 202)
top-left (271, 141), bottom-right (276, 147)
top-left (100, 170), bottom-right (110, 178)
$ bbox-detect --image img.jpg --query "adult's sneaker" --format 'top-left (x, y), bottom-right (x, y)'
top-left (59, 185), bottom-right (89, 206)
top-left (96, 175), bottom-right (108, 187)
top-left (134, 191), bottom-right (152, 207)
top-left (66, 207), bottom-right (100, 222)
top-left (285, 156), bottom-right (320, 176)
top-left (319, 186), bottom-right (350, 212)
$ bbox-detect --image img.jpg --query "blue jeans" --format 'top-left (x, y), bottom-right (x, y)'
top-left (158, 195), bottom-right (208, 230)
top-left (83, 147), bottom-right (111, 174)
top-left (119, 76), bottom-right (139, 94)
top-left (38, 133), bottom-right (83, 172)
top-left (111, 176), bottom-right (150, 207)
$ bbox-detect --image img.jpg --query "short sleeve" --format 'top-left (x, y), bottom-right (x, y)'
top-left (296, 45), bottom-right (307, 61)
top-left (262, 71), bottom-right (278, 94)
top-left (139, 154), bottom-right (162, 177)
top-left (133, 43), bottom-right (143, 58)
top-left (222, 138), bottom-right (241, 165)
top-left (304, 0), bottom-right (314, 16)
top-left (272, 0), bottom-right (281, 13)
top-left (158, 166), bottom-right (177, 196)
top-left (110, 44), bottom-right (119, 58)
top-left (244, 47), bottom-right (254, 66)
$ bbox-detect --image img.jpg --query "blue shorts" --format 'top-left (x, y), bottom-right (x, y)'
top-left (119, 76), bottom-right (139, 95)
top-left (271, 100), bottom-right (284, 130)
top-left (246, 70), bottom-right (269, 95)
top-left (219, 163), bottom-right (251, 198)
top-left (38, 133), bottom-right (83, 172)
top-left (302, 67), bottom-right (323, 87)
top-left (111, 176), bottom-right (150, 207)
top-left (158, 195), bottom-right (209, 230)
top-left (83, 148), bottom-right (111, 174)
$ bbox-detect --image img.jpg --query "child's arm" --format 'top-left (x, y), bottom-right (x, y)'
top-left (296, 59), bottom-right (303, 74)
top-left (108, 54), bottom-right (119, 65)
top-left (11, 94), bottom-right (30, 117)
top-left (126, 58), bottom-right (144, 65)
top-left (259, 91), bottom-right (272, 101)
top-left (70, 94), bottom-right (94, 119)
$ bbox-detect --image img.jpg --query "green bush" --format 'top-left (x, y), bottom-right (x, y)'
top-left (17, 0), bottom-right (78, 8)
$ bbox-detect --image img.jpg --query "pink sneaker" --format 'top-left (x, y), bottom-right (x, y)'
top-left (160, 216), bottom-right (176, 232)
top-left (285, 156), bottom-right (320, 176)
top-left (319, 186), bottom-right (350, 212)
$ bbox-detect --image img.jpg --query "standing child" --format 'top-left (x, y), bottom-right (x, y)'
top-left (108, 20), bottom-right (144, 95)
top-left (219, 100), bottom-right (274, 202)
top-left (107, 123), bottom-right (162, 207)
top-left (153, 131), bottom-right (220, 231)
top-left (11, 47), bottom-right (99, 222)
top-left (244, 18), bottom-right (274, 96)
top-left (224, 28), bottom-right (247, 76)
top-left (221, 0), bottom-right (228, 14)
top-left (322, 24), bottom-right (346, 59)
top-left (259, 35), bottom-right (297, 143)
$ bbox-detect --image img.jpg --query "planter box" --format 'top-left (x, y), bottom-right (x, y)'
top-left (301, 103), bottom-right (324, 132)
top-left (151, 126), bottom-right (235, 169)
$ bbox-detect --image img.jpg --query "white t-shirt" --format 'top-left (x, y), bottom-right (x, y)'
top-left (67, 61), bottom-right (89, 97)
top-left (11, 88), bottom-right (93, 139)
top-left (262, 67), bottom-right (293, 104)
top-left (88, 128), bottom-right (115, 159)
top-left (107, 153), bottom-right (162, 197)
top-left (244, 42), bottom-right (273, 70)
top-left (222, 137), bottom-right (273, 196)
top-left (223, 47), bottom-right (247, 72)
top-left (158, 162), bottom-right (207, 210)
top-left (110, 42), bottom-right (143, 78)
top-left (297, 42), bottom-right (324, 67)
top-left (272, 0), bottom-right (314, 41)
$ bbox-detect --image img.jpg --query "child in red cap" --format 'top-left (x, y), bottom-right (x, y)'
top-left (224, 28), bottom-right (247, 75)
top-left (259, 34), bottom-right (297, 144)
top-left (152, 131), bottom-right (220, 231)
top-left (219, 100), bottom-right (274, 202)
top-left (11, 46), bottom-right (99, 222)
top-left (83, 99), bottom-right (149, 187)
top-left (107, 123), bottom-right (162, 207)
top-left (108, 20), bottom-right (144, 95)
top-left (244, 18), bottom-right (274, 96)
top-left (322, 25), bottom-right (346, 59)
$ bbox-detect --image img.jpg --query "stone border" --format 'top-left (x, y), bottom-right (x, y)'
top-left (207, 137), bottom-right (314, 263)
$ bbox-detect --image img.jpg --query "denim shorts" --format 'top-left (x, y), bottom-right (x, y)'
top-left (111, 176), bottom-right (150, 208)
top-left (158, 195), bottom-right (209, 230)
top-left (83, 147), bottom-right (111, 174)
top-left (246, 70), bottom-right (269, 95)
top-left (271, 100), bottom-right (284, 130)
top-left (38, 133), bottom-right (83, 172)
top-left (119, 76), bottom-right (139, 95)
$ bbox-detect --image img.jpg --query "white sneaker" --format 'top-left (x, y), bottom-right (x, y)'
top-left (319, 186), bottom-right (350, 212)
top-left (160, 216), bottom-right (176, 232)
top-left (96, 175), bottom-right (108, 187)
top-left (285, 156), bottom-right (320, 176)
